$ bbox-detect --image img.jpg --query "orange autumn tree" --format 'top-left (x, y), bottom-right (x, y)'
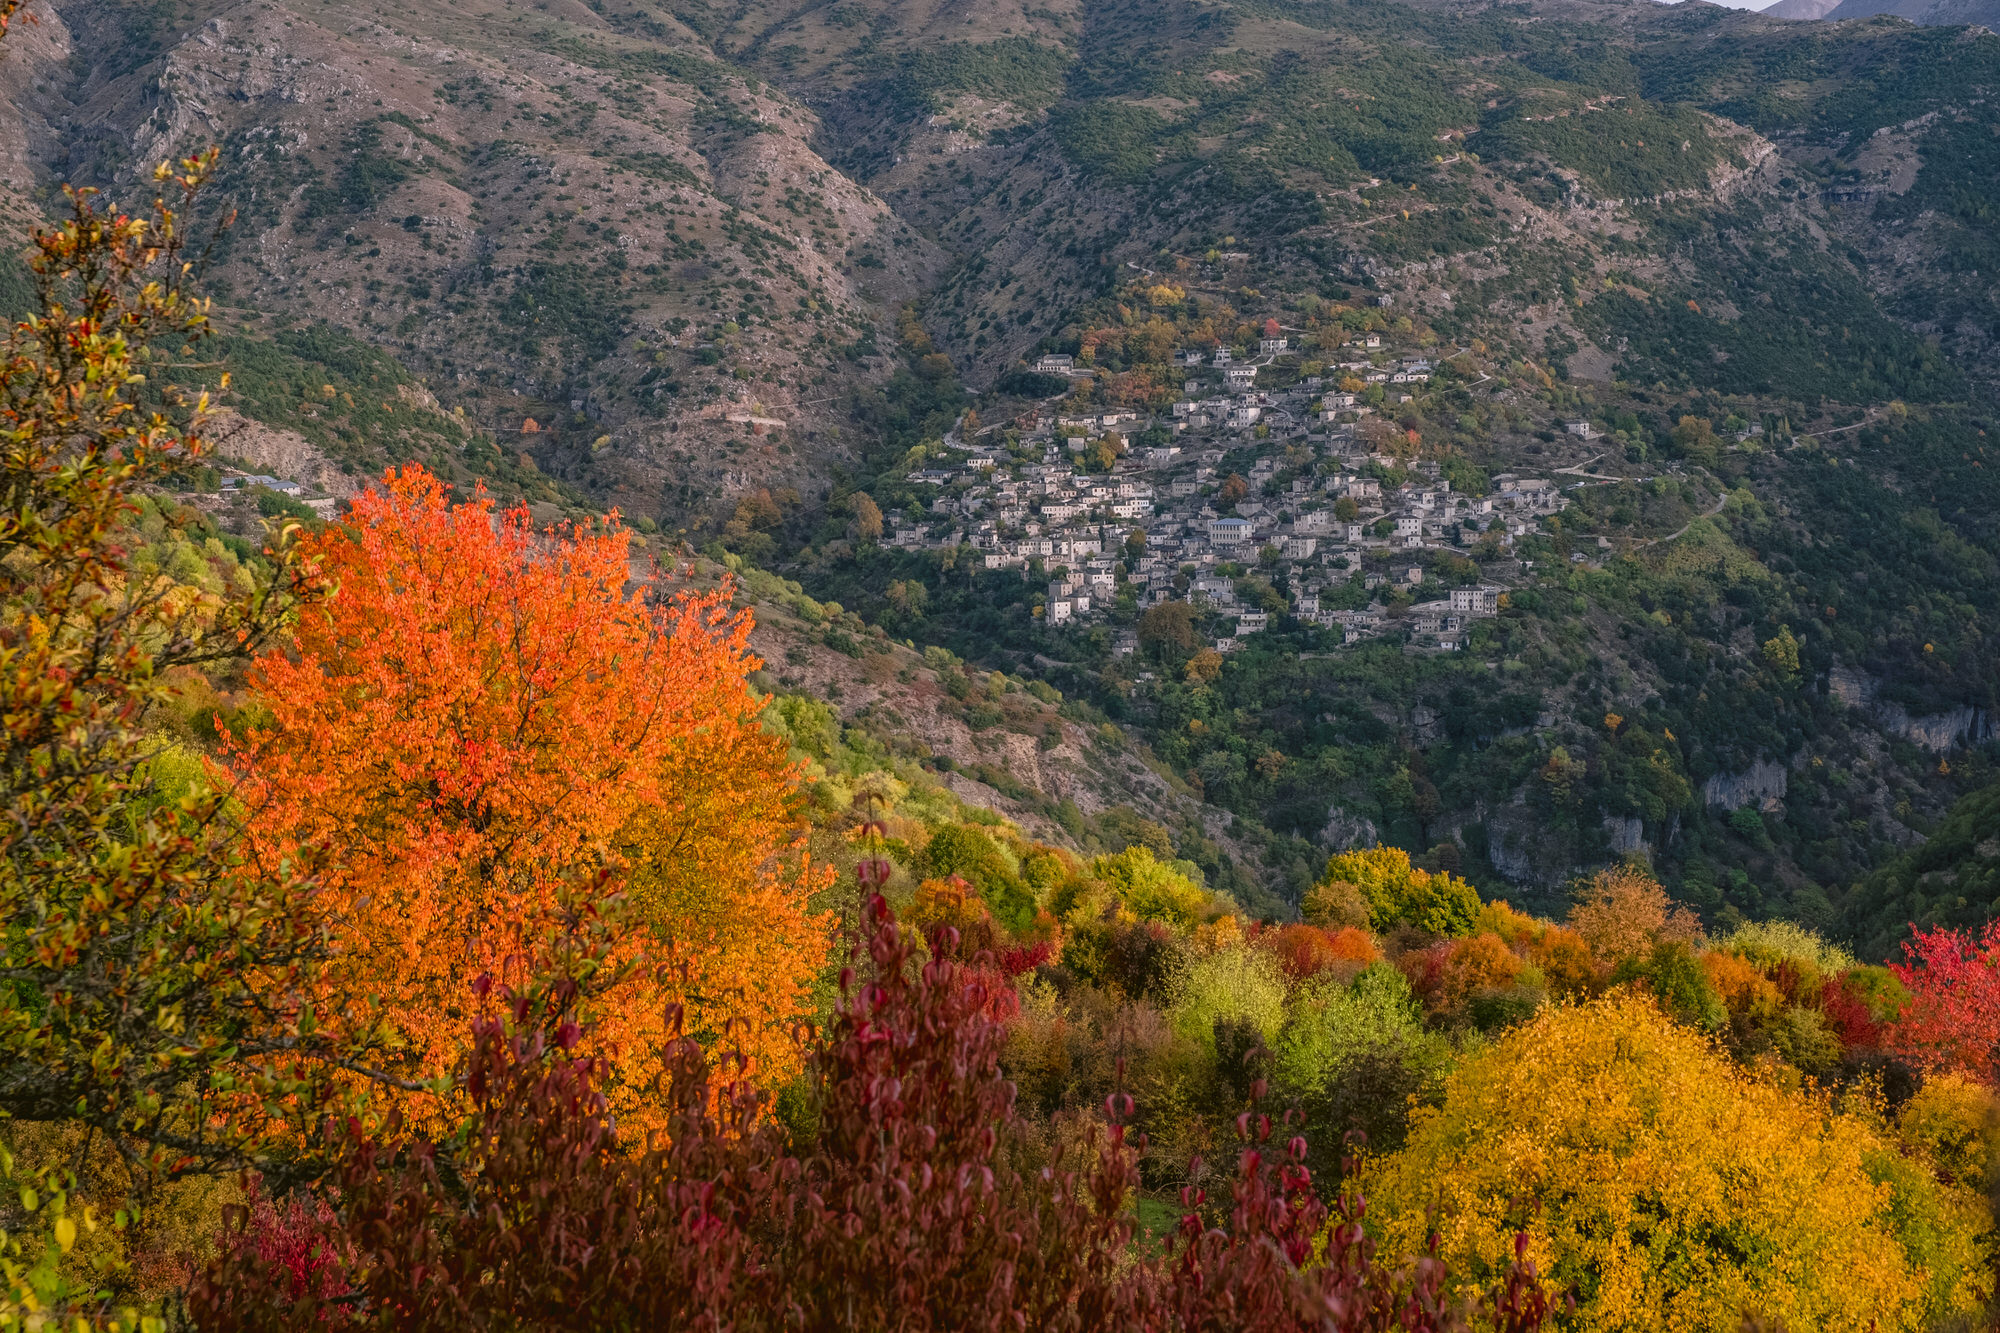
top-left (222, 465), bottom-right (826, 1125)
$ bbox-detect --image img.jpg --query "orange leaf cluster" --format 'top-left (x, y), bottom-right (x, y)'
top-left (1262, 922), bottom-right (1380, 980)
top-left (222, 466), bottom-right (827, 1127)
top-left (1701, 950), bottom-right (1782, 1021)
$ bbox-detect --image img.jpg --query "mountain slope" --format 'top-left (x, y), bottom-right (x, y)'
top-left (3, 0), bottom-right (950, 518)
top-left (5, 0), bottom-right (2000, 931)
top-left (12, 0), bottom-right (2000, 504)
top-left (1822, 0), bottom-right (2000, 24)
top-left (1848, 777), bottom-right (2000, 958)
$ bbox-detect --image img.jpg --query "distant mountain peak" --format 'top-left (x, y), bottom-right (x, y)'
top-left (1767, 0), bottom-right (2000, 22)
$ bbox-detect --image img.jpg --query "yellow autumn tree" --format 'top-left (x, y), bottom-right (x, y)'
top-left (1361, 993), bottom-right (1991, 1331)
top-left (1566, 864), bottom-right (1702, 966)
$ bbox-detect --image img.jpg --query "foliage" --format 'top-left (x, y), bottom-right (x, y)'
top-left (1580, 229), bottom-right (1964, 403)
top-left (1262, 923), bottom-right (1379, 980)
top-left (1700, 949), bottom-right (1780, 1021)
top-left (1092, 845), bottom-right (1210, 927)
top-left (212, 324), bottom-right (572, 506)
top-left (1402, 933), bottom-right (1541, 1029)
top-left (222, 465), bottom-right (825, 1128)
top-left (1138, 601), bottom-right (1200, 657)
top-left (500, 261), bottom-right (634, 366)
top-left (1157, 1126), bottom-right (1559, 1332)
top-left (1271, 966), bottom-right (1452, 1157)
top-left (1364, 994), bottom-right (1992, 1331)
top-left (1303, 878), bottom-right (1373, 930)
top-left (1519, 927), bottom-right (1595, 1000)
top-left (192, 895), bottom-right (1556, 1332)
top-left (1823, 965), bottom-right (1909, 1047)
top-left (1760, 626), bottom-right (1800, 679)
top-left (921, 824), bottom-right (1035, 928)
top-left (1614, 941), bottom-right (1725, 1033)
top-left (1565, 866), bottom-right (1701, 965)
top-left (192, 899), bottom-right (1126, 1330)
top-left (889, 39), bottom-right (1071, 113)
top-left (0, 155), bottom-right (368, 1185)
top-left (299, 120), bottom-right (420, 222)
top-left (0, 1152), bottom-right (157, 1333)
top-left (1048, 103), bottom-right (1173, 187)
top-left (1724, 919), bottom-right (1857, 979)
top-left (1846, 777), bottom-right (2000, 960)
top-left (1898, 1073), bottom-right (2000, 1189)
top-left (1473, 97), bottom-right (1725, 200)
top-left (1320, 847), bottom-right (1480, 937)
top-left (1882, 922), bottom-right (2000, 1086)
top-left (1168, 944), bottom-right (1288, 1054)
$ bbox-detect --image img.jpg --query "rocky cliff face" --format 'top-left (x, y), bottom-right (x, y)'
top-left (1703, 761), bottom-right (1790, 814)
top-left (1831, 666), bottom-right (2000, 754)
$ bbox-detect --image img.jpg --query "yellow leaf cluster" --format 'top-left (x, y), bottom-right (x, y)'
top-left (1899, 1073), bottom-right (2000, 1187)
top-left (1566, 865), bottom-right (1702, 965)
top-left (1361, 994), bottom-right (1991, 1331)
top-left (1319, 846), bottom-right (1479, 936)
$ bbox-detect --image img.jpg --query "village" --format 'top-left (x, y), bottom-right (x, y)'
top-left (884, 323), bottom-right (1575, 654)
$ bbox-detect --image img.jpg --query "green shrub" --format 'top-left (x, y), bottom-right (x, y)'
top-left (1167, 945), bottom-right (1286, 1054)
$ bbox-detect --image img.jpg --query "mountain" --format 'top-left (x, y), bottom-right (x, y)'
top-left (1832, 0), bottom-right (2000, 22)
top-left (1764, 0), bottom-right (2000, 26)
top-left (0, 0), bottom-right (952, 522)
top-left (1824, 0), bottom-right (2000, 23)
top-left (5, 0), bottom-right (2000, 935)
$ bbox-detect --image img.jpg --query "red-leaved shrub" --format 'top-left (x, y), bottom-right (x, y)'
top-left (1884, 922), bottom-right (2000, 1082)
top-left (1001, 937), bottom-right (1056, 976)
top-left (1821, 973), bottom-right (1883, 1049)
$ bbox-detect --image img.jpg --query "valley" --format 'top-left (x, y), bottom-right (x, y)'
top-left (2, 0), bottom-right (1997, 938)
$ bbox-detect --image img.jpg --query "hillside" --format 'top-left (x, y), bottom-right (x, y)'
top-left (1849, 776), bottom-right (2000, 957)
top-left (1823, 0), bottom-right (2000, 25)
top-left (0, 0), bottom-right (947, 518)
top-left (716, 551), bottom-right (1287, 906)
top-left (4, 0), bottom-right (1999, 939)
top-left (18, 5), bottom-right (2000, 1322)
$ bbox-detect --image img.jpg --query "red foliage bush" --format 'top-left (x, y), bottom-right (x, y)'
top-left (1821, 974), bottom-right (1884, 1049)
top-left (193, 896), bottom-right (1553, 1331)
top-left (1396, 940), bottom-right (1456, 1010)
top-left (225, 1192), bottom-right (351, 1310)
top-left (1265, 923), bottom-right (1339, 979)
top-left (1001, 937), bottom-right (1056, 976)
top-left (1884, 922), bottom-right (2000, 1082)
top-left (1145, 1115), bottom-right (1557, 1331)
